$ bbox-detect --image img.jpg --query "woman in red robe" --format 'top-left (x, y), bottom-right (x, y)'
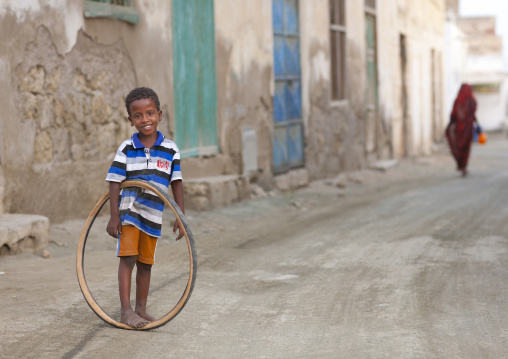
top-left (445, 84), bottom-right (477, 177)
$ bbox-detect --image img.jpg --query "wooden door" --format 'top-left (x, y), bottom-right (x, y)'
top-left (272, 0), bottom-right (304, 174)
top-left (172, 0), bottom-right (218, 157)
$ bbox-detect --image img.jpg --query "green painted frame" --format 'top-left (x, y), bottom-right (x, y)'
top-left (172, 0), bottom-right (219, 158)
top-left (83, 0), bottom-right (140, 24)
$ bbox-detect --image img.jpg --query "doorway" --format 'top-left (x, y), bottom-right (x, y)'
top-left (365, 2), bottom-right (379, 159)
top-left (272, 0), bottom-right (304, 174)
top-left (172, 0), bottom-right (218, 157)
top-left (400, 34), bottom-right (410, 156)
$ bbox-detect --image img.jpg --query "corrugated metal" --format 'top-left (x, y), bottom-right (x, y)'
top-left (272, 0), bottom-right (304, 174)
top-left (172, 0), bottom-right (218, 158)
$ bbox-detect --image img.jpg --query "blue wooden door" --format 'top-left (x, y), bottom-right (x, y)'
top-left (272, 0), bottom-right (304, 174)
top-left (172, 0), bottom-right (218, 158)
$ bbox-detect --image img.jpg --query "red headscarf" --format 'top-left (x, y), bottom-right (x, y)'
top-left (451, 84), bottom-right (476, 126)
top-left (446, 84), bottom-right (477, 170)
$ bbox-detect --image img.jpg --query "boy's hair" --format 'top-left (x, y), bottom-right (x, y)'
top-left (125, 87), bottom-right (161, 116)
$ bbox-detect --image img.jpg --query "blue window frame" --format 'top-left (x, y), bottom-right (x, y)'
top-left (272, 0), bottom-right (304, 174)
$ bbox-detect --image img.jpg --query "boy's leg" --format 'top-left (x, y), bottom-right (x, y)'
top-left (135, 261), bottom-right (156, 322)
top-left (117, 225), bottom-right (149, 328)
top-left (135, 232), bottom-right (158, 322)
top-left (118, 255), bottom-right (149, 328)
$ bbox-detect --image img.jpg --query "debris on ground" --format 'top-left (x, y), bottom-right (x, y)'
top-left (369, 159), bottom-right (399, 172)
top-left (347, 173), bottom-right (364, 184)
top-left (49, 240), bottom-right (66, 247)
top-left (250, 183), bottom-right (268, 199)
top-left (290, 200), bottom-right (302, 209)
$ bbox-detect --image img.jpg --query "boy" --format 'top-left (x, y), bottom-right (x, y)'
top-left (106, 87), bottom-right (185, 328)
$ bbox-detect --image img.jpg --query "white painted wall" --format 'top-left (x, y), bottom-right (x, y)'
top-left (466, 54), bottom-right (505, 86)
top-left (468, 54), bottom-right (506, 131)
top-left (299, 0), bottom-right (330, 132)
top-left (466, 50), bottom-right (505, 131)
top-left (473, 77), bottom-right (508, 131)
top-left (475, 92), bottom-right (503, 130)
top-left (443, 12), bottom-right (469, 124)
top-left (377, 0), bottom-right (445, 157)
top-left (503, 77), bottom-right (508, 129)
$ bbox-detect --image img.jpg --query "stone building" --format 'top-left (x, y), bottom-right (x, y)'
top-left (457, 16), bottom-right (507, 131)
top-left (0, 0), bottom-right (447, 223)
top-left (378, 0), bottom-right (447, 154)
top-left (444, 0), bottom-right (507, 131)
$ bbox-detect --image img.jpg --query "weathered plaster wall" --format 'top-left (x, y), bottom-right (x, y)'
top-left (377, 0), bottom-right (400, 156)
top-left (214, 0), bottom-right (274, 187)
top-left (214, 0), bottom-right (368, 187)
top-left (0, 0), bottom-right (174, 222)
top-left (377, 0), bottom-right (445, 157)
top-left (443, 15), bottom-right (468, 122)
top-left (455, 17), bottom-right (506, 130)
top-left (82, 0), bottom-right (174, 137)
top-left (300, 0), bottom-right (365, 180)
top-left (0, 0), bottom-right (448, 222)
top-left (0, 1), bottom-right (84, 169)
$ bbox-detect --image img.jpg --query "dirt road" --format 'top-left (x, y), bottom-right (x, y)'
top-left (1, 135), bottom-right (508, 358)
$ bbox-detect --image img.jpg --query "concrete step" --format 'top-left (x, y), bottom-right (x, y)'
top-left (274, 168), bottom-right (310, 191)
top-left (183, 174), bottom-right (250, 211)
top-left (0, 214), bottom-right (50, 256)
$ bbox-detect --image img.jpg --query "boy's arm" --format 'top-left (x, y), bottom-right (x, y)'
top-left (171, 180), bottom-right (185, 240)
top-left (106, 181), bottom-right (122, 238)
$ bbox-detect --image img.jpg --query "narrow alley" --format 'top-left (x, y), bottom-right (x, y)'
top-left (1, 134), bottom-right (507, 358)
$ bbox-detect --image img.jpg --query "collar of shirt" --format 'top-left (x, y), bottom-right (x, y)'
top-left (132, 131), bottom-right (165, 149)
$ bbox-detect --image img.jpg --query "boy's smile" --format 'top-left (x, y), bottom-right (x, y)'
top-left (128, 98), bottom-right (162, 142)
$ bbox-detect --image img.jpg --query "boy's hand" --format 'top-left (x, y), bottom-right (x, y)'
top-left (173, 221), bottom-right (185, 241)
top-left (107, 216), bottom-right (122, 238)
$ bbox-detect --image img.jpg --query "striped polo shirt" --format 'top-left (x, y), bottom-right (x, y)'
top-left (106, 131), bottom-right (182, 238)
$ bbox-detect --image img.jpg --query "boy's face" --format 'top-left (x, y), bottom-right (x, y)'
top-left (128, 98), bottom-right (162, 138)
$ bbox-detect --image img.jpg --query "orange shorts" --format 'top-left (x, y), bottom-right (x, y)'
top-left (117, 225), bottom-right (158, 265)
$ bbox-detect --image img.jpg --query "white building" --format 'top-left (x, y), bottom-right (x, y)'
top-left (443, 9), bottom-right (468, 124)
top-left (458, 16), bottom-right (507, 131)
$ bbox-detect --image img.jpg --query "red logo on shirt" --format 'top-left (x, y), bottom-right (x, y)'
top-left (157, 159), bottom-right (170, 170)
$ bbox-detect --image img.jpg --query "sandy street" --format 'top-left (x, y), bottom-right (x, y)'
top-left (1, 134), bottom-right (508, 358)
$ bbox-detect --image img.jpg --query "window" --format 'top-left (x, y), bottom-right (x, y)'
top-left (329, 0), bottom-right (346, 101)
top-left (83, 0), bottom-right (139, 24)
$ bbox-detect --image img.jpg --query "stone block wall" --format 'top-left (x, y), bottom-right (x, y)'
top-left (274, 169), bottom-right (310, 192)
top-left (0, 214), bottom-right (49, 256)
top-left (2, 27), bottom-right (138, 222)
top-left (183, 175), bottom-right (250, 211)
top-left (12, 27), bottom-right (136, 167)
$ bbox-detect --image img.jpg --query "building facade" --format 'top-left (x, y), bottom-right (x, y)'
top-left (0, 0), bottom-right (447, 222)
top-left (457, 16), bottom-right (507, 131)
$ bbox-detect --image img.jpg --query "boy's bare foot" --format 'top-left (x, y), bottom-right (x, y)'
top-left (136, 310), bottom-right (157, 322)
top-left (121, 309), bottom-right (149, 328)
